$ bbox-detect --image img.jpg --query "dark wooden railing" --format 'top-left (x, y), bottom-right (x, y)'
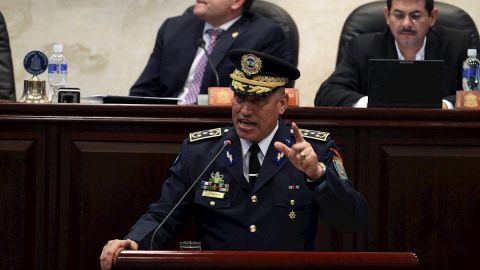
top-left (114, 251), bottom-right (419, 270)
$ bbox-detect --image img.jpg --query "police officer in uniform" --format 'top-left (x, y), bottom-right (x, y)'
top-left (100, 49), bottom-right (368, 270)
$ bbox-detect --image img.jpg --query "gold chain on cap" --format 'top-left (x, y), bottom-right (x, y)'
top-left (230, 69), bottom-right (287, 88)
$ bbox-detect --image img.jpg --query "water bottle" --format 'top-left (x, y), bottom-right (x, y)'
top-left (462, 49), bottom-right (480, 91)
top-left (48, 44), bottom-right (68, 102)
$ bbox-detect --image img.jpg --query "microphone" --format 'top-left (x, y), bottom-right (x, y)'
top-left (197, 38), bottom-right (220, 87)
top-left (149, 139), bottom-right (232, 250)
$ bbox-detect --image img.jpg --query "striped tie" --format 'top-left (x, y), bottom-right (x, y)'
top-left (184, 28), bottom-right (223, 104)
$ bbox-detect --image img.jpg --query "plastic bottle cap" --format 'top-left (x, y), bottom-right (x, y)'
top-left (53, 44), bottom-right (63, 53)
top-left (467, 49), bottom-right (477, 57)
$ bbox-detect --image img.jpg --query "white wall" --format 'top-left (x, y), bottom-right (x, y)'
top-left (1, 0), bottom-right (479, 106)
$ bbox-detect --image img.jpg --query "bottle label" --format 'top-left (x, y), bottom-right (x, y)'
top-left (48, 64), bottom-right (58, 73)
top-left (463, 68), bottom-right (479, 77)
top-left (48, 63), bottom-right (68, 74)
top-left (60, 64), bottom-right (68, 74)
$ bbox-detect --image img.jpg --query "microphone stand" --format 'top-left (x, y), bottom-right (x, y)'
top-left (149, 139), bottom-right (231, 250)
top-left (198, 39), bottom-right (220, 87)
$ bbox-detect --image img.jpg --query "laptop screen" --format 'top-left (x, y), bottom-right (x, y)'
top-left (368, 59), bottom-right (445, 108)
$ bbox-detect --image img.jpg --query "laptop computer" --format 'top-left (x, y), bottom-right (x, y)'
top-left (368, 59), bottom-right (445, 108)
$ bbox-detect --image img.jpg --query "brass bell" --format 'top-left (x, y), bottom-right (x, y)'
top-left (19, 76), bottom-right (48, 103)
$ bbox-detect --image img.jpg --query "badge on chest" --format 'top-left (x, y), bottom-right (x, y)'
top-left (201, 171), bottom-right (229, 199)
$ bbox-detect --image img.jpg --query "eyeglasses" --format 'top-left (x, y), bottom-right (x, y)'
top-left (390, 10), bottom-right (427, 22)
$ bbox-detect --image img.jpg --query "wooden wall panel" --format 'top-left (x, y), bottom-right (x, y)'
top-left (364, 126), bottom-right (480, 270)
top-left (0, 127), bottom-right (47, 270)
top-left (60, 138), bottom-right (182, 269)
top-left (0, 140), bottom-right (35, 269)
top-left (381, 146), bottom-right (480, 270)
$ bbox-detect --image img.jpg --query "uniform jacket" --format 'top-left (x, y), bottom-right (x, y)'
top-left (125, 121), bottom-right (368, 250)
top-left (129, 12), bottom-right (293, 98)
top-left (315, 27), bottom-right (475, 107)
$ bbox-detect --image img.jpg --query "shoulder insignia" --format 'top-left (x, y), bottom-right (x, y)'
top-left (331, 148), bottom-right (349, 181)
top-left (189, 128), bottom-right (223, 142)
top-left (298, 128), bottom-right (330, 142)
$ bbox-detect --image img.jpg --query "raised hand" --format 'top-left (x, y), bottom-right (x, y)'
top-left (274, 122), bottom-right (325, 180)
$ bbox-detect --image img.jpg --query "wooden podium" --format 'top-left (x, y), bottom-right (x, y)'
top-left (114, 251), bottom-right (419, 270)
top-left (3, 103), bottom-right (480, 269)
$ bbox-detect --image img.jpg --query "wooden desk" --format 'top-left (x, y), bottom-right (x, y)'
top-left (1, 103), bottom-right (479, 270)
top-left (114, 251), bottom-right (419, 270)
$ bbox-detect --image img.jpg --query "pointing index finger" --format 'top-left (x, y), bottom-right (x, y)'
top-left (291, 122), bottom-right (305, 143)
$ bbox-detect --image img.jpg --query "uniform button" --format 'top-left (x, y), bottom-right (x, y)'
top-left (251, 195), bottom-right (258, 203)
top-left (250, 225), bottom-right (257, 233)
top-left (209, 201), bottom-right (215, 206)
top-left (290, 199), bottom-right (295, 206)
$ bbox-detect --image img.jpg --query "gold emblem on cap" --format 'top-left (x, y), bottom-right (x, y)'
top-left (241, 54), bottom-right (262, 76)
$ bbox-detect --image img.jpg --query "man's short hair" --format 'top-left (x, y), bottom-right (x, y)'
top-left (387, 0), bottom-right (434, 15)
top-left (243, 0), bottom-right (255, 13)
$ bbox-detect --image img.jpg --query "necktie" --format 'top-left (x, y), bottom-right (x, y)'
top-left (248, 144), bottom-right (261, 188)
top-left (184, 28), bottom-right (223, 104)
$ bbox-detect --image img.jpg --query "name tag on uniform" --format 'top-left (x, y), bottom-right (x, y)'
top-left (202, 190), bottom-right (225, 199)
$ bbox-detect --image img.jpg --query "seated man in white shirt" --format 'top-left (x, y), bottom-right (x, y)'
top-left (315, 0), bottom-right (475, 109)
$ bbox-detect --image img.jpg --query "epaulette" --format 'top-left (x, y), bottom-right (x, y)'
top-left (189, 128), bottom-right (227, 142)
top-left (298, 128), bottom-right (330, 142)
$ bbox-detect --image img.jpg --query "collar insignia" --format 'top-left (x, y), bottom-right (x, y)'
top-left (284, 137), bottom-right (292, 147)
top-left (273, 151), bottom-right (286, 166)
top-left (225, 150), bottom-right (235, 166)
